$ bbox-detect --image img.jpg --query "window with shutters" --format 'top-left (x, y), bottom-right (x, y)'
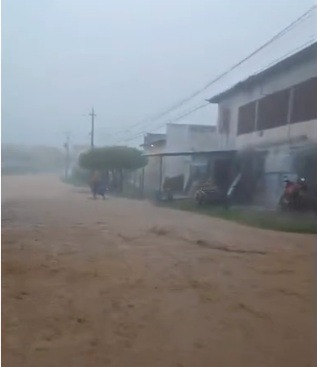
top-left (257, 88), bottom-right (290, 130)
top-left (291, 77), bottom-right (317, 123)
top-left (237, 102), bottom-right (256, 135)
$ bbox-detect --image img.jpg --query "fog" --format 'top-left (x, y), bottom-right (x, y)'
top-left (2, 0), bottom-right (314, 147)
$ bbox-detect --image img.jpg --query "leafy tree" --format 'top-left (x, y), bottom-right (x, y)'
top-left (79, 146), bottom-right (147, 192)
top-left (79, 146), bottom-right (147, 171)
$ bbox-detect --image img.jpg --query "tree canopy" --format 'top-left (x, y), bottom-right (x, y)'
top-left (79, 146), bottom-right (147, 171)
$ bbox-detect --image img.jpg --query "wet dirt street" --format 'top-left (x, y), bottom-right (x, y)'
top-left (2, 175), bottom-right (316, 367)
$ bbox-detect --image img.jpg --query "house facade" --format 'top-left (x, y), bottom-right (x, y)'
top-left (209, 42), bottom-right (317, 205)
top-left (139, 124), bottom-right (218, 195)
top-left (140, 133), bottom-right (166, 194)
top-left (164, 123), bottom-right (217, 189)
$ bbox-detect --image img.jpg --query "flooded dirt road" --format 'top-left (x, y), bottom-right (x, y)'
top-left (2, 175), bottom-right (316, 367)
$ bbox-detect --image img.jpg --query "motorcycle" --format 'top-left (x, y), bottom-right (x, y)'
top-left (279, 177), bottom-right (310, 212)
top-left (195, 181), bottom-right (228, 207)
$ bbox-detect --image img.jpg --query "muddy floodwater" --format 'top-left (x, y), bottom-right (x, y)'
top-left (2, 175), bottom-right (316, 367)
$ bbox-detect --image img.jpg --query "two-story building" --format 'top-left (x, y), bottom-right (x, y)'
top-left (208, 15), bottom-right (317, 205)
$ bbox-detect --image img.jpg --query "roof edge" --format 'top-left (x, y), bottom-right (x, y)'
top-left (208, 41), bottom-right (317, 103)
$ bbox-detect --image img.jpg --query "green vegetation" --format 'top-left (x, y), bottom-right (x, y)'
top-left (78, 146), bottom-right (147, 193)
top-left (79, 146), bottom-right (147, 171)
top-left (158, 199), bottom-right (317, 234)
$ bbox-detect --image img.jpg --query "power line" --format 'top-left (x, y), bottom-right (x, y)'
top-left (120, 104), bottom-right (207, 143)
top-left (120, 103), bottom-right (209, 143)
top-left (108, 34), bottom-right (315, 145)
top-left (247, 38), bottom-right (316, 78)
top-left (150, 103), bottom-right (209, 133)
top-left (110, 5), bottom-right (316, 141)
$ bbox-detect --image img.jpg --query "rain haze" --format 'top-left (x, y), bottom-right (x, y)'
top-left (2, 2), bottom-right (317, 367)
top-left (2, 0), bottom-right (315, 146)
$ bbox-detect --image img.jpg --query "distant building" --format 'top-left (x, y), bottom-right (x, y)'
top-left (140, 133), bottom-right (166, 194)
top-left (164, 123), bottom-right (217, 190)
top-left (139, 124), bottom-right (218, 194)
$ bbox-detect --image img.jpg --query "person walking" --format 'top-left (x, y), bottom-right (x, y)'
top-left (90, 170), bottom-right (101, 199)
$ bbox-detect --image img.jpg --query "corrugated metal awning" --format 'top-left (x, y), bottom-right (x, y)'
top-left (143, 150), bottom-right (236, 157)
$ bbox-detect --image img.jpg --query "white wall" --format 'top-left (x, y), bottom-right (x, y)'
top-left (165, 123), bottom-right (217, 152)
top-left (143, 143), bottom-right (165, 193)
top-left (215, 54), bottom-right (317, 151)
top-left (236, 119), bottom-right (317, 149)
top-left (213, 52), bottom-right (317, 206)
top-left (164, 124), bottom-right (217, 189)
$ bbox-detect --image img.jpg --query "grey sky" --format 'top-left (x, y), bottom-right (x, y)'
top-left (2, 0), bottom-right (315, 147)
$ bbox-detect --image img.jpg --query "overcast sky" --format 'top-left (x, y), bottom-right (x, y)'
top-left (2, 0), bottom-right (315, 147)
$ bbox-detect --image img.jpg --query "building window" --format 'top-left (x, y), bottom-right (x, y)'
top-left (257, 88), bottom-right (290, 130)
top-left (291, 77), bottom-right (317, 123)
top-left (237, 102), bottom-right (256, 135)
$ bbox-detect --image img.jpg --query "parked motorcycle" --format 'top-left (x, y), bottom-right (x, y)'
top-left (279, 177), bottom-right (313, 212)
top-left (195, 181), bottom-right (228, 207)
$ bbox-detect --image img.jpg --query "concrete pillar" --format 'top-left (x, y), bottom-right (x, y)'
top-left (287, 87), bottom-right (295, 141)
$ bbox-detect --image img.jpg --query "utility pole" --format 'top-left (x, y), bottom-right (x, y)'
top-left (63, 133), bottom-right (71, 180)
top-left (89, 107), bottom-right (96, 148)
